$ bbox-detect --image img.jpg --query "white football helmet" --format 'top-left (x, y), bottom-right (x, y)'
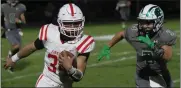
top-left (137, 4), bottom-right (164, 34)
top-left (57, 3), bottom-right (85, 43)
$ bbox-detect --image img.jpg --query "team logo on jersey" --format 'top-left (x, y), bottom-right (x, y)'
top-left (153, 40), bottom-right (158, 43)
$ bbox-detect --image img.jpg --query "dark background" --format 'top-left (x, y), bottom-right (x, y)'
top-left (1, 0), bottom-right (180, 25)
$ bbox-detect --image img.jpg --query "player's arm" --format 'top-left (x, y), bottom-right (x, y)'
top-left (19, 13), bottom-right (26, 24)
top-left (16, 4), bottom-right (26, 24)
top-left (160, 45), bottom-right (173, 61)
top-left (153, 45), bottom-right (174, 61)
top-left (9, 24), bottom-right (48, 62)
top-left (66, 38), bottom-right (95, 82)
top-left (108, 31), bottom-right (125, 48)
top-left (12, 38), bottom-right (44, 62)
top-left (153, 30), bottom-right (177, 61)
top-left (67, 53), bottom-right (90, 82)
top-left (98, 31), bottom-right (125, 61)
top-left (15, 13), bottom-right (26, 24)
top-left (10, 25), bottom-right (46, 62)
top-left (4, 38), bottom-right (44, 69)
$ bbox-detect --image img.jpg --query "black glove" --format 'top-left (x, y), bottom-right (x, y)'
top-left (152, 46), bottom-right (164, 59)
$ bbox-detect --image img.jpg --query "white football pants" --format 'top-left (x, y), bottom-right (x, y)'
top-left (35, 74), bottom-right (62, 88)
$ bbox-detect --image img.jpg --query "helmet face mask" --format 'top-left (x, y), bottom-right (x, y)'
top-left (137, 4), bottom-right (164, 36)
top-left (57, 3), bottom-right (85, 43)
top-left (58, 20), bottom-right (84, 38)
top-left (138, 19), bottom-right (155, 34)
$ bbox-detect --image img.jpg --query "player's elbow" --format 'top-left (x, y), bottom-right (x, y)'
top-left (114, 31), bottom-right (125, 40)
top-left (118, 31), bottom-right (125, 38)
top-left (72, 77), bottom-right (83, 82)
top-left (163, 51), bottom-right (172, 61)
top-left (162, 45), bottom-right (173, 61)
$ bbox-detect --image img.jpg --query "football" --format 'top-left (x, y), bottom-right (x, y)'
top-left (58, 50), bottom-right (77, 71)
top-left (59, 50), bottom-right (74, 58)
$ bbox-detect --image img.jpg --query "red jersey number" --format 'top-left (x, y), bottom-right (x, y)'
top-left (47, 53), bottom-right (58, 73)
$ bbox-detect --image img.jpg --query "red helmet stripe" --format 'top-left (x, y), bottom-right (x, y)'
top-left (69, 3), bottom-right (74, 16)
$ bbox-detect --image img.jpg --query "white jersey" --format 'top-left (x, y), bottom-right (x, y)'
top-left (38, 24), bottom-right (95, 84)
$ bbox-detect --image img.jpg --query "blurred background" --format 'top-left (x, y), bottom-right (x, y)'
top-left (1, 0), bottom-right (180, 25)
top-left (1, 0), bottom-right (180, 87)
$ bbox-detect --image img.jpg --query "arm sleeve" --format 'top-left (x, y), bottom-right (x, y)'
top-left (38, 24), bottom-right (49, 41)
top-left (124, 24), bottom-right (138, 42)
top-left (124, 28), bottom-right (129, 41)
top-left (77, 36), bottom-right (95, 54)
top-left (34, 38), bottom-right (44, 50)
top-left (83, 41), bottom-right (95, 53)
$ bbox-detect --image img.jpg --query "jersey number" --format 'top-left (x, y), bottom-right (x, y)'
top-left (141, 50), bottom-right (153, 56)
top-left (48, 53), bottom-right (58, 73)
top-left (166, 30), bottom-right (175, 36)
top-left (9, 13), bottom-right (16, 23)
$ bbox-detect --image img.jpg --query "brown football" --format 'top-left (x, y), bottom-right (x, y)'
top-left (58, 50), bottom-right (77, 71)
top-left (60, 50), bottom-right (74, 58)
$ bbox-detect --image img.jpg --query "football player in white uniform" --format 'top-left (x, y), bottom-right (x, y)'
top-left (4, 3), bottom-right (95, 88)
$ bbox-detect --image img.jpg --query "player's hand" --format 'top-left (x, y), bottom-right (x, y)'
top-left (18, 29), bottom-right (23, 36)
top-left (19, 31), bottom-right (23, 36)
top-left (15, 18), bottom-right (22, 24)
top-left (58, 51), bottom-right (73, 71)
top-left (4, 56), bottom-right (15, 70)
top-left (97, 45), bottom-right (110, 61)
top-left (137, 34), bottom-right (155, 49)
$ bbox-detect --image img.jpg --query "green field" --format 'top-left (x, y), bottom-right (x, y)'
top-left (1, 20), bottom-right (180, 87)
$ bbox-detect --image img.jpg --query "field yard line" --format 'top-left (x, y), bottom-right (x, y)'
top-left (173, 79), bottom-right (180, 83)
top-left (175, 30), bottom-right (180, 33)
top-left (94, 34), bottom-right (180, 41)
top-left (2, 55), bottom-right (135, 82)
top-left (1, 51), bottom-right (133, 61)
top-left (94, 30), bottom-right (180, 41)
top-left (87, 56), bottom-right (135, 67)
top-left (1, 48), bottom-right (179, 61)
top-left (2, 56), bottom-right (180, 84)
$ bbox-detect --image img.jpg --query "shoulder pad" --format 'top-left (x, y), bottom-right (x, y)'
top-left (76, 35), bottom-right (95, 54)
top-left (18, 3), bottom-right (26, 12)
top-left (124, 24), bottom-right (138, 40)
top-left (38, 24), bottom-right (50, 41)
top-left (1, 3), bottom-right (7, 8)
top-left (159, 29), bottom-right (177, 46)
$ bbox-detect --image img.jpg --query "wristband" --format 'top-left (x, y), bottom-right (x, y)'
top-left (11, 53), bottom-right (20, 62)
top-left (68, 66), bottom-right (83, 82)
